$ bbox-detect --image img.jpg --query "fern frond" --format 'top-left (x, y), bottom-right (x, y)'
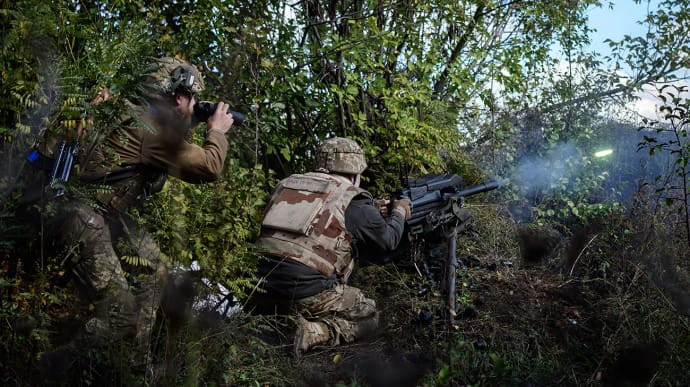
top-left (121, 256), bottom-right (153, 268)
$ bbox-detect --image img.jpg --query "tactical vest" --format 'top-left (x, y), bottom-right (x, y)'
top-left (79, 102), bottom-right (166, 213)
top-left (256, 172), bottom-right (369, 280)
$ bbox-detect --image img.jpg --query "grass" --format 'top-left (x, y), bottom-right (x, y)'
top-left (3, 198), bottom-right (690, 386)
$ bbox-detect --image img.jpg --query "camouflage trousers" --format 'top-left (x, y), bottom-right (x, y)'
top-left (295, 284), bottom-right (379, 345)
top-left (51, 200), bottom-right (168, 369)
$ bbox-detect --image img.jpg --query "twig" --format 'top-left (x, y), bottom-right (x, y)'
top-left (569, 233), bottom-right (600, 277)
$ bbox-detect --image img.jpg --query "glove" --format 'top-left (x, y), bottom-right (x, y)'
top-left (373, 198), bottom-right (390, 218)
top-left (393, 198), bottom-right (412, 220)
top-left (373, 198), bottom-right (388, 210)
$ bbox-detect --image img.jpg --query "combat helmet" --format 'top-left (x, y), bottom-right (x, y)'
top-left (146, 57), bottom-right (205, 95)
top-left (314, 137), bottom-right (367, 175)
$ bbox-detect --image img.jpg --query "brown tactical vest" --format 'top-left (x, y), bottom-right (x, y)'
top-left (256, 172), bottom-right (370, 280)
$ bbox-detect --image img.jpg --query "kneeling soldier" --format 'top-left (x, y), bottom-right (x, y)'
top-left (255, 137), bottom-right (411, 356)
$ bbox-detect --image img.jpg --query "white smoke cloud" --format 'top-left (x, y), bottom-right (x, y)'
top-left (512, 142), bottom-right (583, 195)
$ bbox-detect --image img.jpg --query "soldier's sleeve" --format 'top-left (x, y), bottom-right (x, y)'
top-left (143, 128), bottom-right (229, 184)
top-left (171, 130), bottom-right (228, 183)
top-left (345, 196), bottom-right (405, 252)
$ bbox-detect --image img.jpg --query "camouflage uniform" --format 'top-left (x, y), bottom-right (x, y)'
top-left (256, 137), bottom-right (409, 355)
top-left (51, 201), bottom-right (167, 368)
top-left (49, 58), bottom-right (229, 369)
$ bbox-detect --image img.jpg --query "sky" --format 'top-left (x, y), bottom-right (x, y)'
top-left (586, 0), bottom-right (673, 120)
top-left (586, 0), bottom-right (659, 58)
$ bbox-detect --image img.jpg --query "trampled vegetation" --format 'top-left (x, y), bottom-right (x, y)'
top-left (2, 1), bottom-right (690, 385)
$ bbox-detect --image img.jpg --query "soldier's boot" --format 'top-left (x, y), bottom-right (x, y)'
top-left (294, 317), bottom-right (330, 358)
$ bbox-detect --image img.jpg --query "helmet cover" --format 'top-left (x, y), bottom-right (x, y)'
top-left (314, 137), bottom-right (367, 175)
top-left (146, 57), bottom-right (205, 95)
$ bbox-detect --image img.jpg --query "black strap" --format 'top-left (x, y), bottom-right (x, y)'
top-left (79, 164), bottom-right (143, 185)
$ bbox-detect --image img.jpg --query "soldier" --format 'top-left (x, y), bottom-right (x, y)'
top-left (47, 57), bottom-right (235, 373)
top-left (254, 137), bottom-right (412, 357)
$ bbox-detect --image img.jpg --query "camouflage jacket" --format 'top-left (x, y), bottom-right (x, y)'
top-left (256, 172), bottom-right (370, 280)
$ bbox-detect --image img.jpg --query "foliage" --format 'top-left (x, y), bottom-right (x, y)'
top-left (273, 0), bottom-right (604, 191)
top-left (478, 111), bottom-right (625, 229)
top-left (429, 335), bottom-right (564, 386)
top-left (152, 312), bottom-right (296, 386)
top-left (605, 0), bottom-right (690, 96)
top-left (417, 201), bottom-right (690, 386)
top-left (143, 158), bottom-right (271, 299)
top-left (592, 202), bottom-right (690, 384)
top-left (637, 83), bottom-right (690, 245)
top-left (0, 259), bottom-right (70, 385)
top-left (3, 0), bottom-right (690, 385)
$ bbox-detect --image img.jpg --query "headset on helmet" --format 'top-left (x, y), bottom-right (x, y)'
top-left (314, 137), bottom-right (367, 175)
top-left (147, 57), bottom-right (205, 95)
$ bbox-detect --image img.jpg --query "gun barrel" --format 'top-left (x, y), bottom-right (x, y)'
top-left (455, 179), bottom-right (500, 197)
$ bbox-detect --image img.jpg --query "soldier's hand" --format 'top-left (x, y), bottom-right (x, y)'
top-left (393, 198), bottom-right (412, 220)
top-left (207, 101), bottom-right (234, 134)
top-left (374, 198), bottom-right (390, 218)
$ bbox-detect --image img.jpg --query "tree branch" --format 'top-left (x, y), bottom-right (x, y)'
top-left (433, 4), bottom-right (485, 95)
top-left (540, 67), bottom-right (684, 114)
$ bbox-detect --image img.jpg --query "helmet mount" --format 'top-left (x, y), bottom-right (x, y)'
top-left (147, 57), bottom-right (205, 96)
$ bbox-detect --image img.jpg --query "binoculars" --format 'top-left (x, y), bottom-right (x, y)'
top-left (193, 102), bottom-right (245, 125)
